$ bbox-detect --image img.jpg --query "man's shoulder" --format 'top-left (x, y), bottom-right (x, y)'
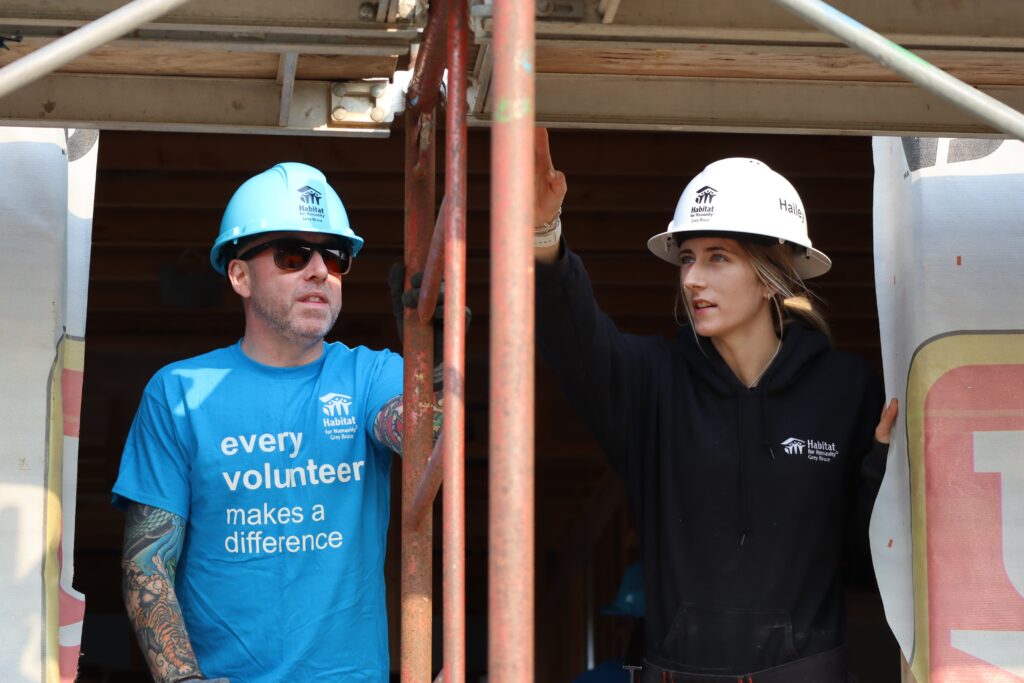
top-left (145, 344), bottom-right (239, 389)
top-left (323, 341), bottom-right (401, 364)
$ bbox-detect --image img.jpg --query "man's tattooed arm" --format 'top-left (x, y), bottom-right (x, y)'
top-left (122, 503), bottom-right (204, 683)
top-left (372, 390), bottom-right (443, 454)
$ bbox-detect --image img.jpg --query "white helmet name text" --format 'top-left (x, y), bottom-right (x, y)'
top-left (779, 197), bottom-right (804, 223)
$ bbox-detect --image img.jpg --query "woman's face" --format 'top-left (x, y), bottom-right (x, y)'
top-left (679, 236), bottom-right (772, 340)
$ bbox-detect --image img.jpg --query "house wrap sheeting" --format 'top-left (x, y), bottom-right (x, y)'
top-left (0, 127), bottom-right (96, 682)
top-left (872, 137), bottom-right (1024, 682)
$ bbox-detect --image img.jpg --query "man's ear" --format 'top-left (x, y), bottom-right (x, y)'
top-left (227, 259), bottom-right (252, 298)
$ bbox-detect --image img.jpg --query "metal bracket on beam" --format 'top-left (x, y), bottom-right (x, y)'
top-left (536, 0), bottom-right (585, 20)
top-left (469, 0), bottom-right (584, 21)
top-left (276, 52), bottom-right (298, 127)
top-left (329, 78), bottom-right (404, 127)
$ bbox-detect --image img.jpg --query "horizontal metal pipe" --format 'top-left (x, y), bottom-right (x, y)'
top-left (417, 194), bottom-right (448, 325)
top-left (769, 0), bottom-right (1024, 139)
top-left (408, 435), bottom-right (444, 529)
top-left (0, 0), bottom-right (195, 100)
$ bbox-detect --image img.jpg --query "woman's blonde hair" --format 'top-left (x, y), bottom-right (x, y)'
top-left (743, 241), bottom-right (830, 339)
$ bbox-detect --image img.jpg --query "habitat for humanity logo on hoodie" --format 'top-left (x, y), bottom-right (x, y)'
top-left (780, 436), bottom-right (838, 462)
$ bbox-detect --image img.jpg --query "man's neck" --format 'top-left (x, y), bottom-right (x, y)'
top-left (240, 332), bottom-right (324, 367)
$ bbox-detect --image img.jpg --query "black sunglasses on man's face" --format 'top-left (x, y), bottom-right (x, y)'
top-left (237, 238), bottom-right (353, 276)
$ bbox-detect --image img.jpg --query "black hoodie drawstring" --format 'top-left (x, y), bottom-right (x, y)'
top-left (762, 390), bottom-right (776, 461)
top-left (736, 398), bottom-right (748, 546)
top-left (741, 381), bottom-right (778, 546)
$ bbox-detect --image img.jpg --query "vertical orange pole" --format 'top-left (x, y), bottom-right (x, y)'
top-left (402, 2), bottom-right (449, 678)
top-left (402, 110), bottom-right (436, 683)
top-left (443, 0), bottom-right (468, 681)
top-left (489, 0), bottom-right (535, 681)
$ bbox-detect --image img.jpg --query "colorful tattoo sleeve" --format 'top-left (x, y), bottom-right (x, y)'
top-left (372, 390), bottom-right (444, 454)
top-left (122, 503), bottom-right (204, 683)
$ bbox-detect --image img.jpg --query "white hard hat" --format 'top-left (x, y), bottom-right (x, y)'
top-left (646, 157), bottom-right (831, 279)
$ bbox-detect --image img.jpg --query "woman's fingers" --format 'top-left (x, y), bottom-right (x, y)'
top-left (874, 398), bottom-right (899, 444)
top-left (535, 127), bottom-right (554, 174)
top-left (534, 127), bottom-right (567, 225)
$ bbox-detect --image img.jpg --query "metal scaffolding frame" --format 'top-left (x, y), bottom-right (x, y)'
top-left (488, 0), bottom-right (536, 682)
top-left (400, 1), bottom-right (469, 681)
top-left (768, 0), bottom-right (1024, 141)
top-left (0, 0), bottom-right (195, 100)
top-left (3, 0), bottom-right (1024, 682)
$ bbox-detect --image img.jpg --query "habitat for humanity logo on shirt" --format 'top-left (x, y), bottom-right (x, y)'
top-left (780, 436), bottom-right (838, 463)
top-left (321, 392), bottom-right (358, 440)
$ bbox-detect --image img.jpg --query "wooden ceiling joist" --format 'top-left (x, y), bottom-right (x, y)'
top-left (0, 0), bottom-right (418, 135)
top-left (469, 0), bottom-right (1024, 135)
top-left (2, 0), bottom-right (1022, 135)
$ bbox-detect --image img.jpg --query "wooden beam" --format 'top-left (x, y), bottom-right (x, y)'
top-left (0, 0), bottom-right (417, 30)
top-left (525, 20), bottom-right (1024, 51)
top-left (535, 41), bottom-right (1024, 86)
top-left (0, 37), bottom-right (400, 79)
top-left (591, 0), bottom-right (1024, 42)
top-left (507, 73), bottom-right (1024, 136)
top-left (0, 73), bottom-right (392, 136)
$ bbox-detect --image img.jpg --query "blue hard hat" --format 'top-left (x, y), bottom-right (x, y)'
top-left (210, 162), bottom-right (364, 274)
top-left (600, 562), bottom-right (645, 618)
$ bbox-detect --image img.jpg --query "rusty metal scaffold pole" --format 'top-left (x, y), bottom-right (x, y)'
top-left (443, 0), bottom-right (469, 681)
top-left (402, 0), bottom-right (443, 672)
top-left (403, 0), bottom-right (469, 681)
top-left (489, 0), bottom-right (536, 682)
top-left (402, 109), bottom-right (437, 683)
top-left (442, 1), bottom-right (468, 683)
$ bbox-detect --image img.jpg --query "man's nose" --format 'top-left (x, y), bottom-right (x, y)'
top-left (305, 249), bottom-right (330, 279)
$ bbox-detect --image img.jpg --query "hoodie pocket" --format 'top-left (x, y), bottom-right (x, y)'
top-left (654, 602), bottom-right (800, 673)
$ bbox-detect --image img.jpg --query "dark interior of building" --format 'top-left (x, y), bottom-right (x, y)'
top-left (73, 126), bottom-right (899, 682)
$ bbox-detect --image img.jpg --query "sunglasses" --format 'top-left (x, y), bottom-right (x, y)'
top-left (237, 238), bottom-right (353, 276)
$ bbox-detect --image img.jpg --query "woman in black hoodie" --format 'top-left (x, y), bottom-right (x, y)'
top-left (533, 130), bottom-right (898, 683)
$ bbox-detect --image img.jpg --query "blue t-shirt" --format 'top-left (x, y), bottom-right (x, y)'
top-left (113, 341), bottom-right (403, 682)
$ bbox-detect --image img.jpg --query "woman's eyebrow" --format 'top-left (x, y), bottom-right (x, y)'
top-left (682, 244), bottom-right (734, 255)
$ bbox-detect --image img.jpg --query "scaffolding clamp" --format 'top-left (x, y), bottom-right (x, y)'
top-left (328, 79), bottom-right (404, 128)
top-left (0, 32), bottom-right (23, 51)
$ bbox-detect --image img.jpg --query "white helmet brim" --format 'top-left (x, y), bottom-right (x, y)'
top-left (646, 227), bottom-right (832, 279)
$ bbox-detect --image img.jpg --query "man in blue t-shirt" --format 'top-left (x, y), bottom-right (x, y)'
top-left (113, 163), bottom-right (439, 683)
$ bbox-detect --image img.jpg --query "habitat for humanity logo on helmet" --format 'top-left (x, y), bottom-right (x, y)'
top-left (690, 185), bottom-right (717, 221)
top-left (320, 392), bottom-right (357, 441)
top-left (297, 182), bottom-right (326, 224)
top-left (780, 436), bottom-right (838, 463)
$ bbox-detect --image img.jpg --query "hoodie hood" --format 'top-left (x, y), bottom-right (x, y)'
top-left (675, 321), bottom-right (832, 396)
